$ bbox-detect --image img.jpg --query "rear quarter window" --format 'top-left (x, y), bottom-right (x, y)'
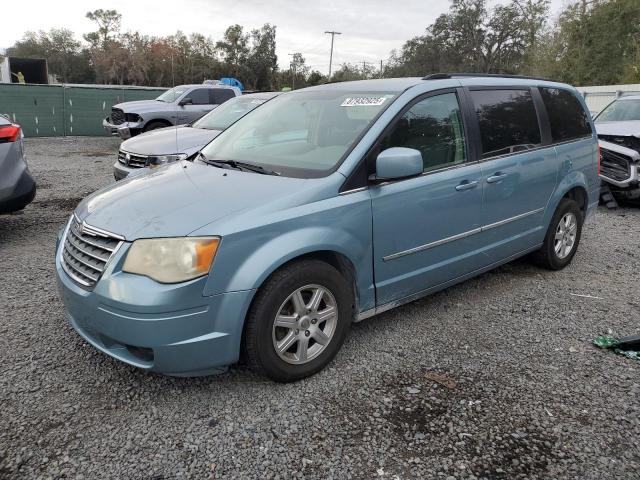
top-left (540, 87), bottom-right (592, 143)
top-left (470, 89), bottom-right (542, 159)
top-left (211, 89), bottom-right (236, 104)
top-left (188, 89), bottom-right (210, 105)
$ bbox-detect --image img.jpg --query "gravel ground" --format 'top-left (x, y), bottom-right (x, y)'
top-left (1, 136), bottom-right (639, 479)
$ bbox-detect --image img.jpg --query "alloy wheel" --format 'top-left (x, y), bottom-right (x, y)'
top-left (271, 284), bottom-right (338, 365)
top-left (554, 212), bottom-right (577, 259)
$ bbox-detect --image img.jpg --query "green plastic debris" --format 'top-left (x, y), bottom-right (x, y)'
top-left (593, 335), bottom-right (640, 361)
top-left (593, 335), bottom-right (619, 348)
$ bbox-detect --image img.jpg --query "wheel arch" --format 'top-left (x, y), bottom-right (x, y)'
top-left (238, 249), bottom-right (361, 364)
top-left (143, 118), bottom-right (173, 130)
top-left (545, 172), bottom-right (590, 226)
top-left (246, 249), bottom-right (360, 321)
top-left (562, 185), bottom-right (588, 217)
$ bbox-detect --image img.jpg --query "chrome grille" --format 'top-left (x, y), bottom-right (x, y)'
top-left (600, 148), bottom-right (632, 182)
top-left (61, 217), bottom-right (123, 288)
top-left (110, 108), bottom-right (126, 125)
top-left (117, 150), bottom-right (148, 168)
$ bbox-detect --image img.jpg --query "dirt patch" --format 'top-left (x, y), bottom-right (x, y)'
top-left (329, 368), bottom-right (560, 479)
top-left (59, 151), bottom-right (115, 158)
top-left (33, 197), bottom-right (83, 212)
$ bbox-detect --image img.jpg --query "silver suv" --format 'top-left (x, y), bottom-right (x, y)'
top-left (103, 84), bottom-right (241, 139)
top-left (113, 92), bottom-right (280, 180)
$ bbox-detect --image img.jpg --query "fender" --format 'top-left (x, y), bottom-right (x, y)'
top-left (144, 117), bottom-right (174, 127)
top-left (202, 213), bottom-right (376, 312)
top-left (543, 169), bottom-right (589, 228)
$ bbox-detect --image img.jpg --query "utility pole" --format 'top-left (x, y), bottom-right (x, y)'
top-left (288, 53), bottom-right (296, 90)
top-left (324, 30), bottom-right (341, 80)
top-left (361, 61), bottom-right (371, 79)
top-left (380, 60), bottom-right (384, 79)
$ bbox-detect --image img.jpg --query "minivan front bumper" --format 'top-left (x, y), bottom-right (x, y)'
top-left (55, 232), bottom-right (255, 376)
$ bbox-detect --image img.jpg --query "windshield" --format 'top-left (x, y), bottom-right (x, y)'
top-left (200, 90), bottom-right (396, 177)
top-left (156, 86), bottom-right (188, 103)
top-left (596, 99), bottom-right (640, 122)
top-left (193, 96), bottom-right (269, 130)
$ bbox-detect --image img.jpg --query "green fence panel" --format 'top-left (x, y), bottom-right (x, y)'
top-left (0, 84), bottom-right (64, 137)
top-left (0, 84), bottom-right (166, 137)
top-left (64, 85), bottom-right (167, 136)
top-left (64, 86), bottom-right (124, 136)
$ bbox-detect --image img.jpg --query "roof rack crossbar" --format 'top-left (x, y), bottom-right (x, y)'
top-left (422, 73), bottom-right (552, 82)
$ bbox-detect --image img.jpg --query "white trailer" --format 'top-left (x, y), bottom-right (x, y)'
top-left (0, 57), bottom-right (49, 84)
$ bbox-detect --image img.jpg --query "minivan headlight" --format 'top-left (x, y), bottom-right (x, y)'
top-left (123, 237), bottom-right (220, 283)
top-left (148, 154), bottom-right (187, 168)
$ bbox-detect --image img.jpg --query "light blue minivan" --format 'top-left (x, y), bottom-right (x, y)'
top-left (56, 74), bottom-right (600, 382)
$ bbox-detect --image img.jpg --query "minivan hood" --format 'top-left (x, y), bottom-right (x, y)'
top-left (113, 100), bottom-right (169, 114)
top-left (75, 161), bottom-right (309, 240)
top-left (595, 121), bottom-right (640, 137)
top-left (121, 126), bottom-right (222, 156)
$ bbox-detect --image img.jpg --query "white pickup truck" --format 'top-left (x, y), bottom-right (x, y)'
top-left (103, 83), bottom-right (241, 139)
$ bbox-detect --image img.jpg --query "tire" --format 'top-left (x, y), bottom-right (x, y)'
top-left (532, 198), bottom-right (583, 270)
top-left (143, 121), bottom-right (170, 132)
top-left (243, 259), bottom-right (353, 382)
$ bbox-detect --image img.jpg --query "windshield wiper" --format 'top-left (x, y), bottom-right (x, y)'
top-left (198, 153), bottom-right (279, 175)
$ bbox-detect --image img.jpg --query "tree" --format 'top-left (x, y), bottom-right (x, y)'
top-left (216, 25), bottom-right (249, 78)
top-left (84, 9), bottom-right (122, 48)
top-left (536, 0), bottom-right (640, 85)
top-left (121, 32), bottom-right (151, 85)
top-left (385, 0), bottom-right (549, 77)
top-left (84, 9), bottom-right (124, 84)
top-left (4, 1), bottom-right (638, 89)
top-left (246, 24), bottom-right (278, 90)
top-left (307, 70), bottom-right (328, 86)
top-left (7, 29), bottom-right (93, 83)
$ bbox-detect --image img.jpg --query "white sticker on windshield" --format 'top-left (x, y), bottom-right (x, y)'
top-left (341, 97), bottom-right (387, 107)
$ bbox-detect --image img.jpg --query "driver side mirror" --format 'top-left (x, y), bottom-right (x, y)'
top-left (373, 147), bottom-right (423, 181)
top-left (178, 97), bottom-right (193, 106)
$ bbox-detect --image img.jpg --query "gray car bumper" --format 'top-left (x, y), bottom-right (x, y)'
top-left (113, 161), bottom-right (151, 181)
top-left (103, 118), bottom-right (144, 139)
top-left (0, 167), bottom-right (36, 213)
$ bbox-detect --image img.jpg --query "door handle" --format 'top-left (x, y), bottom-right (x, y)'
top-left (486, 172), bottom-right (508, 184)
top-left (455, 180), bottom-right (479, 191)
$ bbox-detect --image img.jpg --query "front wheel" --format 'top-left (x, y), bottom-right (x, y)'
top-left (532, 198), bottom-right (583, 270)
top-left (143, 121), bottom-right (170, 132)
top-left (243, 260), bottom-right (353, 382)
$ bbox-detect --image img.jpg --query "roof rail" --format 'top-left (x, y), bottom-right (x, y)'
top-left (422, 73), bottom-right (552, 82)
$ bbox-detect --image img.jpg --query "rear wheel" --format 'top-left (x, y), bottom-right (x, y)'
top-left (243, 260), bottom-right (352, 382)
top-left (532, 198), bottom-right (583, 270)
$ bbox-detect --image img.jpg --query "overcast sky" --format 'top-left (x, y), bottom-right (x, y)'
top-left (1, 0), bottom-right (567, 75)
